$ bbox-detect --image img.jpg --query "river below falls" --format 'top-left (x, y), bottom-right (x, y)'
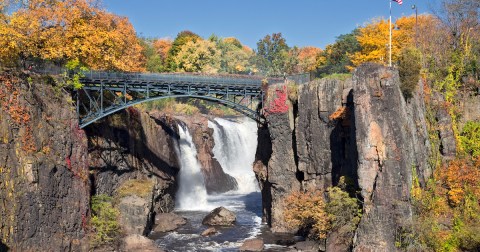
top-left (150, 192), bottom-right (295, 251)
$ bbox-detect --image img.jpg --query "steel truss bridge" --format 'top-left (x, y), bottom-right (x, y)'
top-left (76, 71), bottom-right (285, 128)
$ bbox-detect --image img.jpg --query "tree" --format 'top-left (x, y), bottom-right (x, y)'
top-left (350, 18), bottom-right (392, 67)
top-left (296, 46), bottom-right (322, 73)
top-left (316, 29), bottom-right (360, 75)
top-left (216, 37), bottom-right (254, 74)
top-left (255, 33), bottom-right (290, 76)
top-left (165, 30), bottom-right (201, 71)
top-left (398, 47), bottom-right (422, 99)
top-left (174, 39), bottom-right (220, 73)
top-left (0, 0), bottom-right (145, 71)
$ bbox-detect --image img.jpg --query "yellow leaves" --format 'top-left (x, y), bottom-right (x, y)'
top-left (284, 190), bottom-right (329, 239)
top-left (0, 0), bottom-right (145, 72)
top-left (350, 15), bottom-right (437, 68)
top-left (174, 39), bottom-right (220, 73)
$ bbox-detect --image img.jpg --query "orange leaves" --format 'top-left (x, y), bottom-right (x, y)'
top-left (153, 39), bottom-right (173, 61)
top-left (0, 0), bottom-right (145, 72)
top-left (0, 74), bottom-right (36, 153)
top-left (284, 190), bottom-right (330, 239)
top-left (329, 106), bottom-right (347, 121)
top-left (437, 158), bottom-right (480, 207)
top-left (297, 46), bottom-right (322, 72)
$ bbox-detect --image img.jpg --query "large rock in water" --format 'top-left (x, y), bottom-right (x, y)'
top-left (239, 238), bottom-right (264, 251)
top-left (153, 213), bottom-right (187, 232)
top-left (202, 207), bottom-right (236, 226)
top-left (123, 234), bottom-right (164, 252)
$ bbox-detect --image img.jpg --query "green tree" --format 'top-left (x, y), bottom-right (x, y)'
top-left (255, 33), bottom-right (290, 76)
top-left (316, 29), bottom-right (361, 76)
top-left (398, 47), bottom-right (422, 99)
top-left (215, 37), bottom-right (254, 74)
top-left (140, 38), bottom-right (164, 72)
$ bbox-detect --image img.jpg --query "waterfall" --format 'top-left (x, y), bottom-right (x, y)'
top-left (174, 124), bottom-right (209, 210)
top-left (208, 117), bottom-right (259, 193)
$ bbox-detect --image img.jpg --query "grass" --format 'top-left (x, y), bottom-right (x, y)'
top-left (116, 178), bottom-right (154, 199)
top-left (320, 73), bottom-right (352, 81)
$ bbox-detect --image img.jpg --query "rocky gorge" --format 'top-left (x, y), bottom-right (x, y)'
top-left (0, 63), bottom-right (477, 251)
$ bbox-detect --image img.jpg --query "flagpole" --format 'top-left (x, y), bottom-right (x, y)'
top-left (389, 0), bottom-right (392, 67)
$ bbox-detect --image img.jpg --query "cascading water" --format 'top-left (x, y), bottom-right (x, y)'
top-left (174, 124), bottom-right (209, 210)
top-left (155, 117), bottom-right (291, 251)
top-left (208, 117), bottom-right (259, 193)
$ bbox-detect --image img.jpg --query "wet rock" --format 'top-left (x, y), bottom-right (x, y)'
top-left (201, 227), bottom-right (217, 236)
top-left (173, 115), bottom-right (238, 194)
top-left (240, 238), bottom-right (264, 251)
top-left (153, 213), bottom-right (187, 232)
top-left (118, 195), bottom-right (150, 235)
top-left (293, 241), bottom-right (318, 252)
top-left (202, 207), bottom-right (236, 226)
top-left (123, 234), bottom-right (164, 252)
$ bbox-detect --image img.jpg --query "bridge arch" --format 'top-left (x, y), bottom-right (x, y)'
top-left (76, 71), bottom-right (281, 128)
top-left (77, 94), bottom-right (263, 128)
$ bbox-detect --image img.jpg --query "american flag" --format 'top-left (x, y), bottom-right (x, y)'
top-left (392, 0), bottom-right (403, 4)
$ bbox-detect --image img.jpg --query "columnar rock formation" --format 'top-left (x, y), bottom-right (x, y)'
top-left (255, 63), bottom-right (432, 250)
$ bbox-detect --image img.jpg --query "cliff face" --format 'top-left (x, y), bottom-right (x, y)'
top-left (351, 64), bottom-right (429, 251)
top-left (255, 64), bottom-right (431, 250)
top-left (0, 72), bottom-right (90, 251)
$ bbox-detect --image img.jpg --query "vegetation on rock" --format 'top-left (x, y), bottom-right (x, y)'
top-left (284, 180), bottom-right (362, 240)
top-left (90, 194), bottom-right (120, 247)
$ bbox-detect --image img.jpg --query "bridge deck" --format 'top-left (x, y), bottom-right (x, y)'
top-left (80, 71), bottom-right (284, 87)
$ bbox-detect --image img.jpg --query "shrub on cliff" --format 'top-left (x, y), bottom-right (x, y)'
top-left (460, 121), bottom-right (480, 158)
top-left (90, 194), bottom-right (120, 247)
top-left (412, 158), bottom-right (480, 251)
top-left (398, 47), bottom-right (422, 100)
top-left (284, 190), bottom-right (330, 239)
top-left (284, 184), bottom-right (362, 240)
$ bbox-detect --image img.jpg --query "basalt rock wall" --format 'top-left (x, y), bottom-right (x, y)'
top-left (0, 72), bottom-right (90, 251)
top-left (255, 63), bottom-right (432, 251)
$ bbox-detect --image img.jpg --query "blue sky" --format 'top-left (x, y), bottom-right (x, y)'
top-left (102, 0), bottom-right (437, 49)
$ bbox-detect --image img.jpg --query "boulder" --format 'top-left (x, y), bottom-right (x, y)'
top-left (123, 234), bottom-right (164, 252)
top-left (201, 227), bottom-right (217, 236)
top-left (239, 239), bottom-right (264, 251)
top-left (202, 207), bottom-right (236, 226)
top-left (153, 213), bottom-right (187, 232)
top-left (293, 241), bottom-right (318, 252)
top-left (118, 195), bottom-right (150, 235)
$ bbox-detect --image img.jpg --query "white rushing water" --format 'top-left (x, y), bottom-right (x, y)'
top-left (208, 117), bottom-right (259, 193)
top-left (174, 124), bottom-right (209, 210)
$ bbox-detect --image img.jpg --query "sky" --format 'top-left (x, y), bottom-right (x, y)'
top-left (102, 0), bottom-right (438, 50)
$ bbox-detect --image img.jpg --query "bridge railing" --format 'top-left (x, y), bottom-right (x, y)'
top-left (30, 66), bottom-right (286, 86)
top-left (81, 71), bottom-right (285, 86)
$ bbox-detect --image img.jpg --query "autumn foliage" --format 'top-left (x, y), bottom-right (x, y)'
top-left (0, 73), bottom-right (35, 152)
top-left (0, 0), bottom-right (145, 71)
top-left (284, 190), bottom-right (330, 239)
top-left (264, 85), bottom-right (289, 116)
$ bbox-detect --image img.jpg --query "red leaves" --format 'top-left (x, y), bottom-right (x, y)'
top-left (264, 85), bottom-right (289, 116)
